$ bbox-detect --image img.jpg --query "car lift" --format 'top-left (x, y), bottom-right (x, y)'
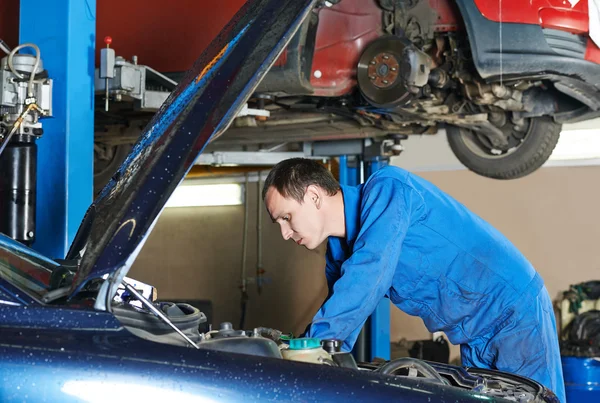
top-left (17, 0), bottom-right (95, 258)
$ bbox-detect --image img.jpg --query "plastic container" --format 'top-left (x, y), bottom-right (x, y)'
top-left (281, 338), bottom-right (332, 364)
top-left (562, 356), bottom-right (600, 403)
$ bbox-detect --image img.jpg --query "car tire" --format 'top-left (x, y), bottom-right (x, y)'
top-left (446, 116), bottom-right (562, 180)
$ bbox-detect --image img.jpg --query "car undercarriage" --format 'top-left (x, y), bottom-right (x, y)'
top-left (93, 0), bottom-right (600, 188)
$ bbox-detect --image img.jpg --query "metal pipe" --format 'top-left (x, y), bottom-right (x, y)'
top-left (241, 173), bottom-right (250, 293)
top-left (354, 158), bottom-right (367, 362)
top-left (359, 158), bottom-right (365, 184)
top-left (0, 39), bottom-right (11, 54)
top-left (123, 283), bottom-right (200, 349)
top-left (260, 115), bottom-right (334, 126)
top-left (256, 172), bottom-right (264, 294)
top-left (186, 165), bottom-right (273, 178)
top-left (105, 78), bottom-right (109, 111)
top-left (239, 173), bottom-right (250, 329)
top-left (0, 103), bottom-right (44, 157)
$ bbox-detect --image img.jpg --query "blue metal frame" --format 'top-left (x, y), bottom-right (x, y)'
top-left (365, 156), bottom-right (391, 361)
top-left (338, 156), bottom-right (358, 186)
top-left (338, 154), bottom-right (391, 361)
top-left (19, 0), bottom-right (96, 259)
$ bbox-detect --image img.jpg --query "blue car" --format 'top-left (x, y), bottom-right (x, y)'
top-left (0, 0), bottom-right (559, 401)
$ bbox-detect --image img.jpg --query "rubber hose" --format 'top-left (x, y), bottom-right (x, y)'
top-left (7, 43), bottom-right (41, 98)
top-left (378, 357), bottom-right (446, 384)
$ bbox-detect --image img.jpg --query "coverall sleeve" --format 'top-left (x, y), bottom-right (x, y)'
top-left (307, 178), bottom-right (418, 352)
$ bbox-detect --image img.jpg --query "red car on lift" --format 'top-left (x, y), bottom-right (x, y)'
top-left (226, 0), bottom-right (600, 179)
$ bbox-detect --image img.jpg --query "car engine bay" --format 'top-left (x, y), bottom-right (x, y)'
top-left (111, 292), bottom-right (551, 403)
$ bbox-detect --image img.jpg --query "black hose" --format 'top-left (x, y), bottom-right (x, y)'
top-left (255, 327), bottom-right (283, 340)
top-left (378, 357), bottom-right (447, 384)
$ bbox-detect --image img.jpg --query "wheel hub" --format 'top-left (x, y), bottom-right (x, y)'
top-left (357, 36), bottom-right (419, 107)
top-left (367, 52), bottom-right (400, 89)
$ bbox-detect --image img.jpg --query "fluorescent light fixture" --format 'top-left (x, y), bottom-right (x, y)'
top-left (165, 183), bottom-right (243, 208)
top-left (549, 129), bottom-right (600, 161)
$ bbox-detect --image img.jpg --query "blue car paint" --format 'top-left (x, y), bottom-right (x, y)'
top-left (0, 281), bottom-right (38, 306)
top-left (0, 284), bottom-right (506, 402)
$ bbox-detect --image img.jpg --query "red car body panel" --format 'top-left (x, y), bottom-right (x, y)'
top-left (473, 0), bottom-right (599, 64)
top-left (274, 0), bottom-right (462, 97)
top-left (474, 0), bottom-right (588, 31)
top-left (308, 0), bottom-right (463, 96)
top-left (309, 0), bottom-right (383, 96)
top-left (3, 0), bottom-right (598, 92)
top-left (271, 0), bottom-right (598, 97)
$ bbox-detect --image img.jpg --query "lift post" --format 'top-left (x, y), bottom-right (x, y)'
top-left (19, 0), bottom-right (95, 257)
top-left (330, 143), bottom-right (392, 362)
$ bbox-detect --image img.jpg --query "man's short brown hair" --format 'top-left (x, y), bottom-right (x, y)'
top-left (262, 158), bottom-right (340, 203)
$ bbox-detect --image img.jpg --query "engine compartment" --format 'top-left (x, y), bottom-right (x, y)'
top-left (112, 298), bottom-right (550, 403)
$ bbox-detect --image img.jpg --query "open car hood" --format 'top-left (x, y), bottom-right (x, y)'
top-left (65, 0), bottom-right (316, 301)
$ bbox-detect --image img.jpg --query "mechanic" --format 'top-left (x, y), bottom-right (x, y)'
top-left (262, 158), bottom-right (566, 402)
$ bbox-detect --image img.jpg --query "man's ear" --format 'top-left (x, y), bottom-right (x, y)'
top-left (306, 185), bottom-right (322, 209)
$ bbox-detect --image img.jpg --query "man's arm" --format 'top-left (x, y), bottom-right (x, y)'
top-left (307, 177), bottom-right (422, 351)
top-left (300, 246), bottom-right (341, 338)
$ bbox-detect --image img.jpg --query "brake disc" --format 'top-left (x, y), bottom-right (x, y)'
top-left (357, 36), bottom-right (414, 108)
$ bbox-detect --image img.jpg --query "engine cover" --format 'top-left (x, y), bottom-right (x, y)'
top-left (357, 35), bottom-right (431, 108)
top-left (198, 322), bottom-right (283, 359)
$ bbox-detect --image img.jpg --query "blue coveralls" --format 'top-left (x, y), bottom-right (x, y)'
top-left (307, 166), bottom-right (566, 402)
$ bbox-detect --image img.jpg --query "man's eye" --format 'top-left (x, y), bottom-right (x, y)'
top-left (283, 216), bottom-right (290, 221)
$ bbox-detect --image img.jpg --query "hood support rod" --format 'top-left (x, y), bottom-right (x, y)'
top-left (123, 282), bottom-right (200, 349)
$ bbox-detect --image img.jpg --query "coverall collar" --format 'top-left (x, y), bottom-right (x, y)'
top-left (340, 184), bottom-right (361, 248)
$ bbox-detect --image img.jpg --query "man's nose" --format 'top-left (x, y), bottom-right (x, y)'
top-left (280, 224), bottom-right (293, 240)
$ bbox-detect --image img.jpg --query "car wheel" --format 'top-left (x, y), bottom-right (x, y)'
top-left (446, 116), bottom-right (562, 179)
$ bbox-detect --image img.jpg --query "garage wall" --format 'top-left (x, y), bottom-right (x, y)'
top-left (129, 164), bottom-right (600, 354)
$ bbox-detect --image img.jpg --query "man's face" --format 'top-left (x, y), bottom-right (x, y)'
top-left (264, 186), bottom-right (326, 250)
